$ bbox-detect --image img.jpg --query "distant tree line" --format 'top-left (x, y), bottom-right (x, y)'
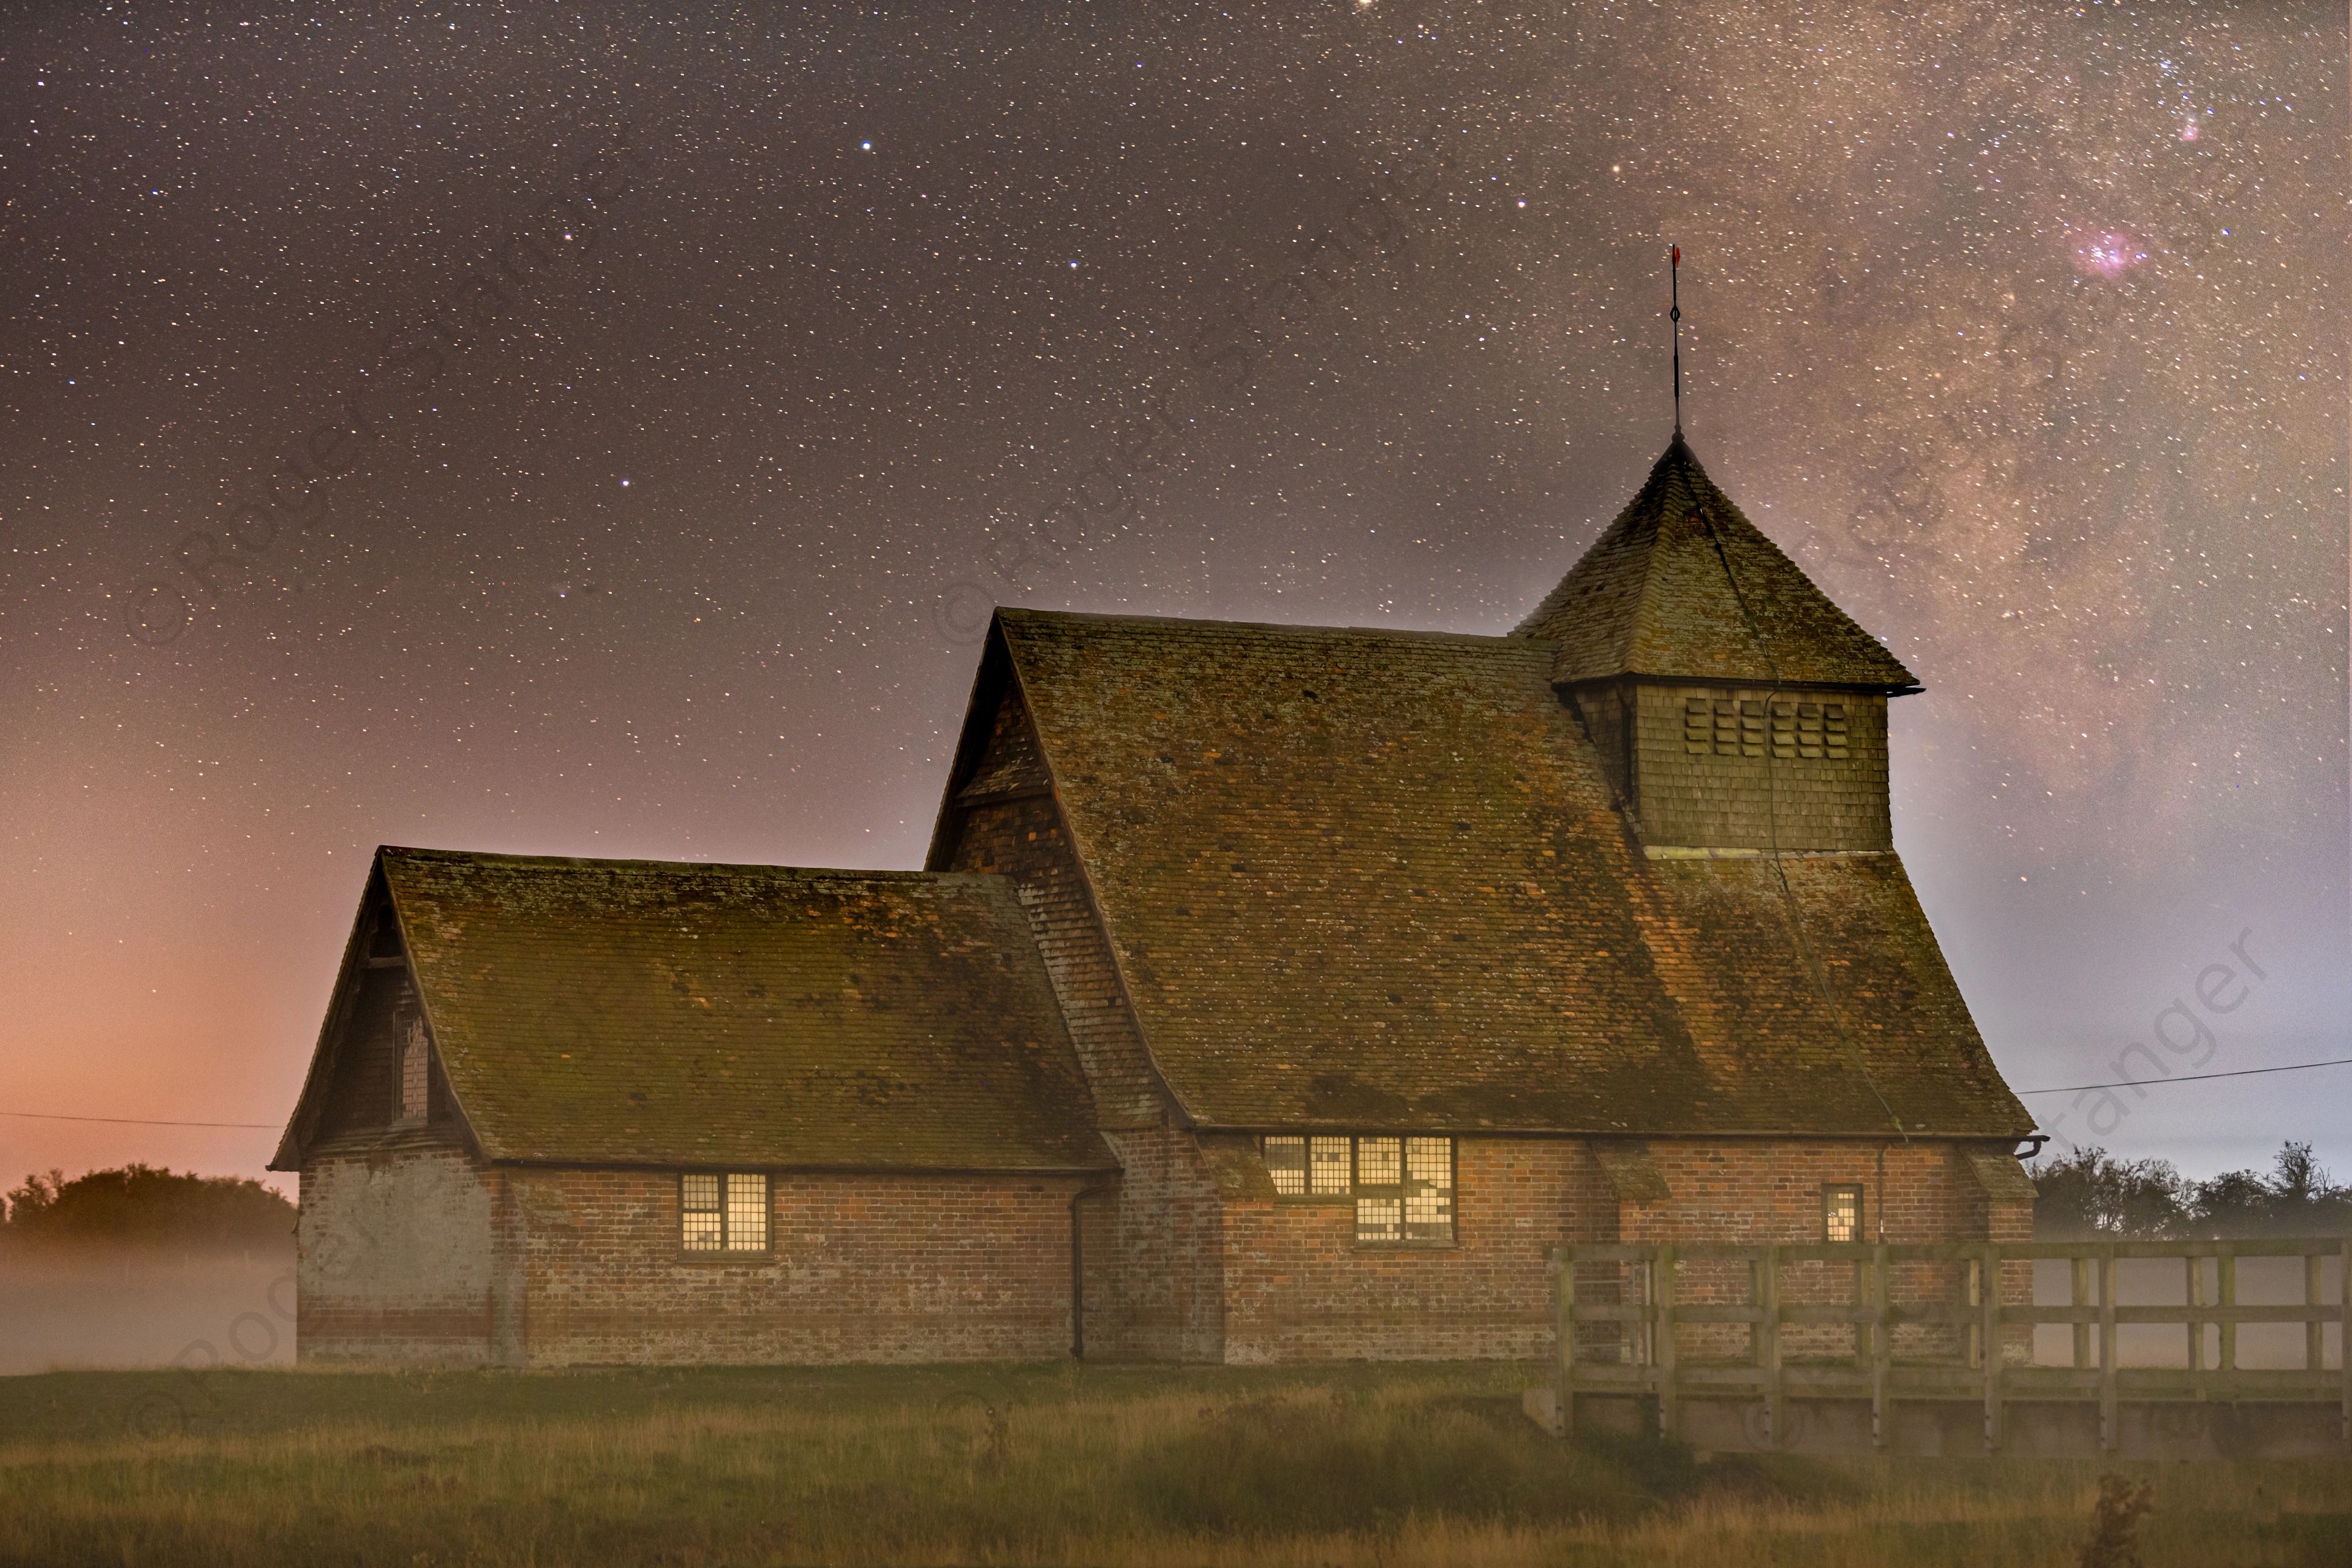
top-left (2030, 1140), bottom-right (2352, 1240)
top-left (1, 1165), bottom-right (295, 1248)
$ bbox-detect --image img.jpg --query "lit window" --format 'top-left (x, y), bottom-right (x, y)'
top-left (1265, 1136), bottom-right (1306, 1196)
top-left (1257, 1134), bottom-right (1455, 1245)
top-left (1824, 1183), bottom-right (1863, 1243)
top-left (1403, 1137), bottom-right (1454, 1242)
top-left (682, 1172), bottom-right (769, 1252)
top-left (1311, 1136), bottom-right (1353, 1195)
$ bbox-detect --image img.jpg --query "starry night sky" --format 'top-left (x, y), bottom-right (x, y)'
top-left (5, 2), bottom-right (2345, 1195)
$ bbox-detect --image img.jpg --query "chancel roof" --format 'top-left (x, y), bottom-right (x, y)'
top-left (979, 608), bottom-right (2024, 1138)
top-left (1513, 436), bottom-right (1921, 690)
top-left (275, 848), bottom-right (1112, 1172)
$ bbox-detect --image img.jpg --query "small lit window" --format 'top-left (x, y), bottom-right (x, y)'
top-left (1823, 1183), bottom-right (1863, 1243)
top-left (1310, 1136), bottom-right (1351, 1196)
top-left (1258, 1134), bottom-right (1454, 1245)
top-left (1265, 1136), bottom-right (1307, 1196)
top-left (682, 1172), bottom-right (770, 1253)
top-left (1403, 1137), bottom-right (1454, 1242)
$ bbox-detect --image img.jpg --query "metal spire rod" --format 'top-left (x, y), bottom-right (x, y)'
top-left (1670, 244), bottom-right (1683, 435)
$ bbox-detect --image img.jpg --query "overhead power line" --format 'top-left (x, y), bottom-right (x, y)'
top-left (0, 1110), bottom-right (277, 1129)
top-left (2015, 1056), bottom-right (2352, 1096)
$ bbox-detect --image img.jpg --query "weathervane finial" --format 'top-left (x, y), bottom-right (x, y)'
top-left (1670, 244), bottom-right (1683, 437)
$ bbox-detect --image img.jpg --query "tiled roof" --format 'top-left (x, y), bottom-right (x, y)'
top-left (995, 609), bottom-right (2025, 1137)
top-left (349, 848), bottom-right (1111, 1170)
top-left (1513, 436), bottom-right (1920, 690)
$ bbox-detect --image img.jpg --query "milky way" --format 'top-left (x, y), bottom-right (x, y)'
top-left (4, 1), bottom-right (2345, 1187)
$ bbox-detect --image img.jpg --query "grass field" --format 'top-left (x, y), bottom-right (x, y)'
top-left (1, 1360), bottom-right (2345, 1566)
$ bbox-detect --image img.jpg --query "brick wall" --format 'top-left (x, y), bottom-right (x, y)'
top-left (294, 1134), bottom-right (2022, 1366)
top-left (1572, 682), bottom-right (1893, 851)
top-left (1209, 1136), bottom-right (2023, 1365)
top-left (296, 1144), bottom-right (499, 1365)
top-left (1615, 1139), bottom-right (2023, 1364)
top-left (1091, 1128), bottom-right (1227, 1361)
top-left (1219, 1138), bottom-right (1613, 1362)
top-left (510, 1167), bottom-right (1091, 1365)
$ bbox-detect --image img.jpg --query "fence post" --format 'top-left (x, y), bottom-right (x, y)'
top-left (1871, 1242), bottom-right (1890, 1452)
top-left (1760, 1244), bottom-right (1781, 1450)
top-left (2305, 1251), bottom-right (2324, 1378)
top-left (2099, 1243), bottom-right (2119, 1452)
top-left (1966, 1254), bottom-right (1983, 1370)
top-left (1852, 1251), bottom-right (1872, 1373)
top-left (1556, 1245), bottom-right (1575, 1436)
top-left (1982, 1242), bottom-right (2003, 1453)
top-left (1655, 1244), bottom-right (1678, 1441)
top-left (2187, 1252), bottom-right (2205, 1374)
top-left (2218, 1250), bottom-right (2237, 1373)
top-left (2072, 1256), bottom-right (2091, 1370)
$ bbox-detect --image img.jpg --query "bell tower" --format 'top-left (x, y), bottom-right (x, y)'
top-left (1514, 436), bottom-right (1920, 853)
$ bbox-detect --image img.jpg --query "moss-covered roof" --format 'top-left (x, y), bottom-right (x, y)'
top-left (990, 608), bottom-right (2025, 1138)
top-left (1513, 436), bottom-right (1920, 690)
top-left (286, 848), bottom-right (1112, 1171)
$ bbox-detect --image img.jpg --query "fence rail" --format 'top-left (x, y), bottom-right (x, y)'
top-left (1532, 1237), bottom-right (2350, 1460)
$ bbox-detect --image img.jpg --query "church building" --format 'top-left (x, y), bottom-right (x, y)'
top-left (271, 436), bottom-right (2038, 1365)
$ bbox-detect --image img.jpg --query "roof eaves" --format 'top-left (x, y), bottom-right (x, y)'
top-left (269, 856), bottom-right (387, 1172)
top-left (385, 872), bottom-right (497, 1167)
top-left (923, 613), bottom-right (1017, 872)
top-left (997, 619), bottom-right (1202, 1129)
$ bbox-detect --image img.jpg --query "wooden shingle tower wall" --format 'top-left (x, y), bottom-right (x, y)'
top-left (1514, 435), bottom-right (1921, 852)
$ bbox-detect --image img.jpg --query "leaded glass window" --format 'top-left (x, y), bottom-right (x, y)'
top-left (1823, 1183), bottom-right (1863, 1244)
top-left (681, 1172), bottom-right (769, 1253)
top-left (1256, 1134), bottom-right (1455, 1245)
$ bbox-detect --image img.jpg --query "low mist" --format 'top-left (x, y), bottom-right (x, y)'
top-left (2, 1166), bottom-right (297, 1374)
top-left (1, 1240), bottom-right (296, 1375)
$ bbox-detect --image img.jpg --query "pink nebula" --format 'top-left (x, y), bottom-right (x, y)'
top-left (2071, 227), bottom-right (2149, 279)
top-left (2180, 120), bottom-right (2199, 141)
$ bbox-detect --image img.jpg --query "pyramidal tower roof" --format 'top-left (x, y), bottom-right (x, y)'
top-left (1512, 435), bottom-right (1919, 691)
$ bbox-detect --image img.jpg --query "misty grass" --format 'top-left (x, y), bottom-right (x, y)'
top-left (1, 1363), bottom-right (2345, 1566)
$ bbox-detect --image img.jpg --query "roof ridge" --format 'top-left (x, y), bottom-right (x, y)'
top-left (997, 606), bottom-right (1553, 649)
top-left (374, 846), bottom-right (982, 883)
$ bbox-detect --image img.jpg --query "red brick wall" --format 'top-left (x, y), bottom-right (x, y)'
top-left (1219, 1138), bottom-right (1612, 1362)
top-left (297, 1144), bottom-right (498, 1365)
top-left (1209, 1136), bottom-right (2021, 1365)
top-left (1615, 1140), bottom-right (1987, 1362)
top-left (295, 1135), bottom-right (2023, 1367)
top-left (1072, 1128), bottom-right (1226, 1361)
top-left (510, 1167), bottom-right (1090, 1365)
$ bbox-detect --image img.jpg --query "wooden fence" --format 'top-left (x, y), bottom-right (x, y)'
top-left (1533, 1238), bottom-right (2350, 1460)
